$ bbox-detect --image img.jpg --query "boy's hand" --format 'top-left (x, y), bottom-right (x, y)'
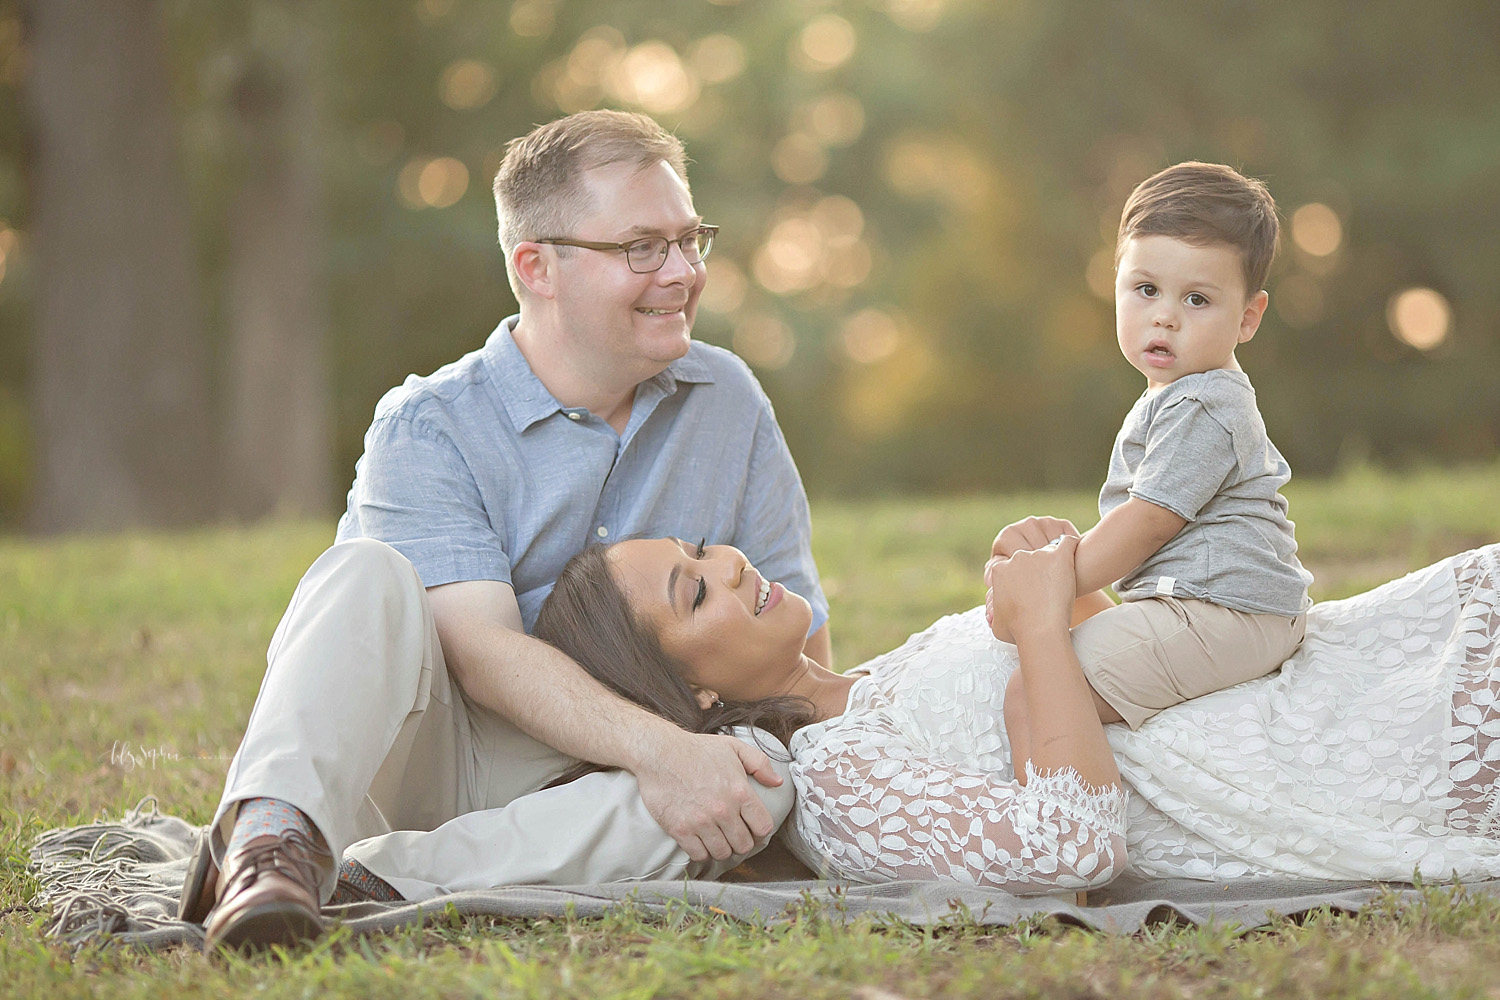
top-left (991, 516), bottom-right (1081, 559)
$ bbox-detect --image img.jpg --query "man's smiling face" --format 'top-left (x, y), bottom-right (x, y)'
top-left (550, 159), bottom-right (707, 383)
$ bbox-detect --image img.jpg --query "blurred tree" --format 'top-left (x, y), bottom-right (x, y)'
top-left (22, 0), bottom-right (214, 530)
top-left (0, 0), bottom-right (1497, 531)
top-left (221, 1), bottom-right (331, 519)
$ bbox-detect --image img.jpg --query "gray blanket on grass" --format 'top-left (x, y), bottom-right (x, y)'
top-left (30, 799), bottom-right (1500, 950)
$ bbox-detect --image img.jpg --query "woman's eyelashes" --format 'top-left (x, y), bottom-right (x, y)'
top-left (691, 538), bottom-right (707, 611)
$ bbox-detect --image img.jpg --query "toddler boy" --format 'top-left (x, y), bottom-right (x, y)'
top-left (997, 162), bottom-right (1313, 751)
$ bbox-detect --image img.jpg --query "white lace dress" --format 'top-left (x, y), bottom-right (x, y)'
top-left (783, 545), bottom-right (1500, 891)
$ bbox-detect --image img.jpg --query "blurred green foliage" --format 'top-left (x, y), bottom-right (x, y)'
top-left (0, 0), bottom-right (1496, 526)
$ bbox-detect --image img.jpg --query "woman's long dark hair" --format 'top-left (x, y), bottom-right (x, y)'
top-left (533, 543), bottom-right (817, 786)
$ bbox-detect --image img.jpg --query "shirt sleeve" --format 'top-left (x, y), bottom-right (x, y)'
top-left (733, 398), bottom-right (829, 636)
top-left (336, 413), bottom-right (512, 589)
top-left (787, 719), bottom-right (1127, 892)
top-left (1129, 396), bottom-right (1239, 522)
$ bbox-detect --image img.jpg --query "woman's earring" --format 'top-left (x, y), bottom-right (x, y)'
top-left (713, 698), bottom-right (725, 709)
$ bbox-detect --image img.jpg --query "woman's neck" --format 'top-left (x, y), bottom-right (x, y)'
top-left (782, 655), bottom-right (859, 722)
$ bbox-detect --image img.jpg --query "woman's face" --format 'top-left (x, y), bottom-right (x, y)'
top-left (606, 538), bottom-right (813, 703)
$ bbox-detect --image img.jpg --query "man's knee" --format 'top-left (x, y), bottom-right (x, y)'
top-left (310, 538), bottom-right (425, 599)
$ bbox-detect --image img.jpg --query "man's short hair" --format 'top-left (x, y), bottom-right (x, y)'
top-left (493, 111), bottom-right (689, 297)
top-left (1116, 162), bottom-right (1280, 297)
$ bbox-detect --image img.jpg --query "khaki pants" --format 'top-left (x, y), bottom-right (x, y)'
top-left (1072, 596), bottom-right (1307, 730)
top-left (211, 538), bottom-right (793, 901)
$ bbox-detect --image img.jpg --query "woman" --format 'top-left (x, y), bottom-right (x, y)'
top-left (535, 525), bottom-right (1500, 893)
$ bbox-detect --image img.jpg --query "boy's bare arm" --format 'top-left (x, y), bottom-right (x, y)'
top-left (1074, 497), bottom-right (1187, 596)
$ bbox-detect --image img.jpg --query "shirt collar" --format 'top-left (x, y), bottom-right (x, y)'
top-left (482, 315), bottom-right (716, 433)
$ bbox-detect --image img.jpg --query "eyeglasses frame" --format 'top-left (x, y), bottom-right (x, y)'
top-left (533, 225), bottom-right (720, 274)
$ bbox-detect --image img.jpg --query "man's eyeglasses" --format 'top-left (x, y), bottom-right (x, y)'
top-left (535, 225), bottom-right (718, 274)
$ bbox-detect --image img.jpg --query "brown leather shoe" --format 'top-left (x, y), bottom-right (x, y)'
top-left (178, 827), bottom-right (218, 925)
top-left (202, 830), bottom-right (327, 954)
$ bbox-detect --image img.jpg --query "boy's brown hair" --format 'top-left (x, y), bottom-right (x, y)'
top-left (1116, 162), bottom-right (1280, 298)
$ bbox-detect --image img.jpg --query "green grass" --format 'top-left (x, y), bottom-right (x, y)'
top-left (3, 463), bottom-right (1499, 997)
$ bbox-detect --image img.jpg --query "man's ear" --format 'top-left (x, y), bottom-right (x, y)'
top-left (512, 242), bottom-right (556, 299)
top-left (693, 688), bottom-right (718, 711)
top-left (1239, 289), bottom-right (1269, 343)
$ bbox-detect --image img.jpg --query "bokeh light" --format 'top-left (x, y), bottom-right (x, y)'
top-left (733, 314), bottom-right (796, 369)
top-left (439, 59), bottom-right (497, 110)
top-left (840, 308), bottom-right (901, 364)
top-left (771, 133), bottom-right (828, 185)
top-left (798, 92), bottom-right (865, 147)
top-left (607, 42), bottom-right (699, 114)
top-left (0, 223), bottom-right (14, 286)
top-left (885, 0), bottom-right (947, 31)
top-left (795, 15), bottom-right (857, 72)
top-left (1085, 249), bottom-right (1115, 300)
top-left (688, 34), bottom-right (746, 84)
top-left (884, 135), bottom-right (989, 208)
top-left (1386, 287), bottom-right (1451, 350)
top-left (398, 156), bottom-right (469, 208)
top-left (414, 0), bottom-right (454, 22)
top-left (752, 197), bottom-right (871, 296)
top-left (701, 258), bottom-right (748, 314)
top-left (510, 0), bottom-right (554, 37)
top-left (1291, 203), bottom-right (1343, 257)
top-left (1273, 273), bottom-right (1324, 328)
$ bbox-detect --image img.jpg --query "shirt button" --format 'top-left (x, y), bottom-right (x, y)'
top-left (566, 411), bottom-right (582, 421)
top-left (596, 526), bottom-right (609, 538)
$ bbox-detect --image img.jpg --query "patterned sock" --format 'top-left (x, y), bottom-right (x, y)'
top-left (330, 856), bottom-right (403, 904)
top-left (227, 796), bottom-right (326, 859)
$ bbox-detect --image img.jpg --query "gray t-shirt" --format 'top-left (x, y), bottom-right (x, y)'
top-left (1100, 369), bottom-right (1311, 616)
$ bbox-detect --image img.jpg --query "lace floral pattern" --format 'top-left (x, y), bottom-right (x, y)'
top-left (782, 545), bottom-right (1500, 886)
top-left (785, 612), bottom-right (1127, 893)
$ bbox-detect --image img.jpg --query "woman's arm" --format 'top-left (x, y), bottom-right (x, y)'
top-left (789, 720), bottom-right (1127, 892)
top-left (986, 536), bottom-right (1121, 791)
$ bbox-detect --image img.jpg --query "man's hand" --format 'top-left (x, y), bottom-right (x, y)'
top-left (634, 729), bottom-right (784, 862)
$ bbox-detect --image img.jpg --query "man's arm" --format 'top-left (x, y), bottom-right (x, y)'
top-left (427, 579), bottom-right (784, 863)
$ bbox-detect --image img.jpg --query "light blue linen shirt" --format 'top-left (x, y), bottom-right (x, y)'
top-left (336, 315), bottom-right (828, 635)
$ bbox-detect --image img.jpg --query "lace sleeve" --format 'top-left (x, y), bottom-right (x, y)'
top-left (787, 718), bottom-right (1128, 893)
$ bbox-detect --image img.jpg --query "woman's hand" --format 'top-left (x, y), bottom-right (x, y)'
top-left (985, 517), bottom-right (1081, 642)
top-left (985, 535), bottom-right (1079, 644)
top-left (991, 516), bottom-right (1081, 560)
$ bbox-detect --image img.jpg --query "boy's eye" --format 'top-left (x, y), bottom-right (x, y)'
top-left (1138, 283), bottom-right (1158, 297)
top-left (1186, 293), bottom-right (1209, 307)
top-left (692, 577), bottom-right (706, 611)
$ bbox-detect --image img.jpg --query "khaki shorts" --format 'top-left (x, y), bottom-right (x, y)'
top-left (1072, 596), bottom-right (1307, 730)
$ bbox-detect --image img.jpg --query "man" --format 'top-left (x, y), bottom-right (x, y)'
top-left (185, 111), bottom-right (830, 951)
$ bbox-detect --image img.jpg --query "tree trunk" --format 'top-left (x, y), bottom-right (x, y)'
top-left (24, 0), bottom-right (215, 531)
top-left (223, 9), bottom-right (331, 520)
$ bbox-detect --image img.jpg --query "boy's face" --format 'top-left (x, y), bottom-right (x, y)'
top-left (1114, 235), bottom-right (1269, 390)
